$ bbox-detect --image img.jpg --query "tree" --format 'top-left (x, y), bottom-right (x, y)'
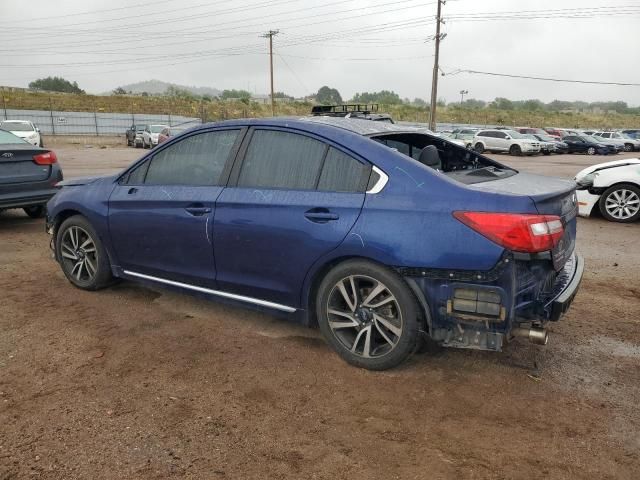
top-left (112, 87), bottom-right (127, 95)
top-left (459, 98), bottom-right (486, 109)
top-left (316, 86), bottom-right (343, 105)
top-left (412, 97), bottom-right (428, 107)
top-left (351, 90), bottom-right (402, 105)
top-left (220, 89), bottom-right (252, 100)
top-left (28, 76), bottom-right (85, 94)
top-left (272, 91), bottom-right (294, 100)
top-left (165, 85), bottom-right (195, 100)
top-left (490, 97), bottom-right (514, 110)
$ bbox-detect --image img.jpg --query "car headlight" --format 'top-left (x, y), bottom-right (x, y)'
top-left (576, 171), bottom-right (597, 188)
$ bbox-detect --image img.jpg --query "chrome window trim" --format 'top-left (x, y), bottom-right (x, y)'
top-left (123, 270), bottom-right (296, 313)
top-left (366, 166), bottom-right (388, 194)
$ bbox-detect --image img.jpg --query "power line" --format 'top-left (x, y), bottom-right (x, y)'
top-left (447, 69), bottom-right (640, 87)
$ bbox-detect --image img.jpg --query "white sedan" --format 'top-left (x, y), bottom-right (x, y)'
top-left (142, 124), bottom-right (169, 149)
top-left (575, 158), bottom-right (640, 222)
top-left (0, 120), bottom-right (42, 146)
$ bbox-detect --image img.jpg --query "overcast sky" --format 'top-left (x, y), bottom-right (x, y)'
top-left (1, 0), bottom-right (639, 105)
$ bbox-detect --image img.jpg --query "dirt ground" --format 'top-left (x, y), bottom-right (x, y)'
top-left (1, 143), bottom-right (639, 479)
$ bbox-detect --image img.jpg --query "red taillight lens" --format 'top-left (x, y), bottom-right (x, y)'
top-left (453, 211), bottom-right (564, 253)
top-left (33, 151), bottom-right (57, 165)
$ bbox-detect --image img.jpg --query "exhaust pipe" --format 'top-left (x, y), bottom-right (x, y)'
top-left (512, 327), bottom-right (549, 345)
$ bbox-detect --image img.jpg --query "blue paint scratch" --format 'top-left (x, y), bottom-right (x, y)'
top-left (394, 166), bottom-right (424, 188)
top-left (351, 233), bottom-right (365, 247)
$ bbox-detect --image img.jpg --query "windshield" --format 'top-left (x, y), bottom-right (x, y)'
top-left (135, 125), bottom-right (146, 132)
top-left (150, 125), bottom-right (167, 133)
top-left (505, 130), bottom-right (527, 139)
top-left (0, 129), bottom-right (27, 144)
top-left (537, 134), bottom-right (556, 142)
top-left (524, 134), bottom-right (538, 141)
top-left (582, 135), bottom-right (603, 143)
top-left (1, 121), bottom-right (33, 132)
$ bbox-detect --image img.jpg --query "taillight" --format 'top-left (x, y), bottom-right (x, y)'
top-left (453, 211), bottom-right (564, 253)
top-left (33, 151), bottom-right (57, 165)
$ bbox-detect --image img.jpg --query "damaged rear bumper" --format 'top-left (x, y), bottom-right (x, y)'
top-left (548, 254), bottom-right (584, 321)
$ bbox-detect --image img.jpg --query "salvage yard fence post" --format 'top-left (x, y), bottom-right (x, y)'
top-left (48, 96), bottom-right (56, 135)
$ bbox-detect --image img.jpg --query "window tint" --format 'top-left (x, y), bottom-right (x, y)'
top-left (144, 130), bottom-right (239, 186)
top-left (477, 131), bottom-right (490, 137)
top-left (495, 131), bottom-right (506, 139)
top-left (124, 159), bottom-right (149, 184)
top-left (238, 130), bottom-right (326, 190)
top-left (318, 148), bottom-right (369, 193)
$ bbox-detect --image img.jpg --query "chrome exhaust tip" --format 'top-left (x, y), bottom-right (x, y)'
top-left (512, 327), bottom-right (549, 346)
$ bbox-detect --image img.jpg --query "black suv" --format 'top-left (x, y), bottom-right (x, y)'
top-left (125, 124), bottom-right (147, 147)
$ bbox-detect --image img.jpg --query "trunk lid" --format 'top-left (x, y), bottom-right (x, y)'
top-left (0, 144), bottom-right (52, 185)
top-left (469, 172), bottom-right (578, 270)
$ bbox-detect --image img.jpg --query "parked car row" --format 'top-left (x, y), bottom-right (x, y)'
top-left (0, 120), bottom-right (43, 147)
top-left (442, 125), bottom-right (640, 156)
top-left (126, 124), bottom-right (195, 148)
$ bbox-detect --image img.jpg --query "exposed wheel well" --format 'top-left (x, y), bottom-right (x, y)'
top-left (305, 256), bottom-right (431, 332)
top-left (52, 209), bottom-right (84, 235)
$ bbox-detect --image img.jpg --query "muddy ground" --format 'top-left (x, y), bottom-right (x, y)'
top-left (1, 143), bottom-right (639, 479)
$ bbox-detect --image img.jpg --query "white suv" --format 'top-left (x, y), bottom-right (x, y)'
top-left (0, 120), bottom-right (42, 146)
top-left (473, 129), bottom-right (540, 156)
top-left (142, 124), bottom-right (169, 149)
top-left (594, 131), bottom-right (640, 152)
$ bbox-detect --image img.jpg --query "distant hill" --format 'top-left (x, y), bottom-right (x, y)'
top-left (110, 79), bottom-right (222, 97)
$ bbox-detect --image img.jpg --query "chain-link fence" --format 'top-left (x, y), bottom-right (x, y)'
top-left (1, 108), bottom-right (203, 136)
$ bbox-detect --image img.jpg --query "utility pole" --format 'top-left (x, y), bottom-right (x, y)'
top-left (429, 0), bottom-right (444, 131)
top-left (261, 30), bottom-right (279, 116)
top-left (460, 89), bottom-right (468, 105)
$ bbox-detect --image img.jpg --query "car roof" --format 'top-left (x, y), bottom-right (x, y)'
top-left (1, 120), bottom-right (30, 124)
top-left (199, 116), bottom-right (428, 137)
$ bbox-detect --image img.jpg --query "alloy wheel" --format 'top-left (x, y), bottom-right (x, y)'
top-left (60, 226), bottom-right (99, 282)
top-left (326, 275), bottom-right (403, 359)
top-left (604, 189), bottom-right (640, 220)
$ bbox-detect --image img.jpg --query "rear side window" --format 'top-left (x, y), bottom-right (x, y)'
top-left (477, 131), bottom-right (491, 137)
top-left (317, 148), bottom-right (369, 193)
top-left (238, 130), bottom-right (326, 190)
top-left (144, 130), bottom-right (239, 186)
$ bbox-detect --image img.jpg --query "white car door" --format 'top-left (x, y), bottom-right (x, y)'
top-left (494, 131), bottom-right (508, 151)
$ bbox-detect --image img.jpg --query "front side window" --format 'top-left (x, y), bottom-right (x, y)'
top-left (237, 130), bottom-right (326, 190)
top-left (143, 130), bottom-right (240, 186)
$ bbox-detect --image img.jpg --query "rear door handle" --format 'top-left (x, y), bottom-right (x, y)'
top-left (185, 205), bottom-right (212, 216)
top-left (305, 208), bottom-right (339, 223)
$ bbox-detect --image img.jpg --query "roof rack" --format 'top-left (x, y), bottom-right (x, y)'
top-left (311, 104), bottom-right (380, 116)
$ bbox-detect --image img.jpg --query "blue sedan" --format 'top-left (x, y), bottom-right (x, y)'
top-left (46, 117), bottom-right (583, 370)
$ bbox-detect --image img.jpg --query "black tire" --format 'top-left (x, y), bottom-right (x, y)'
top-left (509, 144), bottom-right (522, 156)
top-left (543, 150), bottom-right (551, 156)
top-left (624, 143), bottom-right (633, 152)
top-left (598, 183), bottom-right (640, 223)
top-left (23, 205), bottom-right (46, 218)
top-left (126, 137), bottom-right (131, 147)
top-left (316, 260), bottom-right (420, 370)
top-left (474, 142), bottom-right (485, 154)
top-left (55, 215), bottom-right (114, 290)
top-left (587, 147), bottom-right (596, 155)
top-left (39, 138), bottom-right (44, 148)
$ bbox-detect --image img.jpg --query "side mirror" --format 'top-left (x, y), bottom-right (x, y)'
top-left (36, 127), bottom-right (40, 132)
top-left (504, 135), bottom-right (511, 140)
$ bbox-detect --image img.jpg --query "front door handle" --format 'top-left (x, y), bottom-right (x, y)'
top-left (128, 187), bottom-right (138, 195)
top-left (305, 208), bottom-right (339, 223)
top-left (185, 205), bottom-right (212, 216)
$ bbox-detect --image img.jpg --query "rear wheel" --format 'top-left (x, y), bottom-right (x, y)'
top-left (474, 142), bottom-right (485, 154)
top-left (509, 144), bottom-right (522, 156)
top-left (316, 260), bottom-right (420, 370)
top-left (587, 147), bottom-right (596, 155)
top-left (599, 184), bottom-right (640, 223)
top-left (23, 205), bottom-right (46, 218)
top-left (56, 215), bottom-right (114, 290)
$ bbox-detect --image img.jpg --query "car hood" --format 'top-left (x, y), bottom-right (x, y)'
top-left (56, 175), bottom-right (114, 187)
top-left (575, 158), bottom-right (640, 180)
top-left (9, 131), bottom-right (34, 137)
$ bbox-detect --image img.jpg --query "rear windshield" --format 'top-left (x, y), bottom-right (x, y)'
top-left (371, 132), bottom-right (517, 185)
top-left (1, 122), bottom-right (33, 132)
top-left (0, 129), bottom-right (27, 144)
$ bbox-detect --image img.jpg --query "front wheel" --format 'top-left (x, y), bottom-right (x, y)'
top-left (316, 260), bottom-right (420, 370)
top-left (56, 215), bottom-right (114, 290)
top-left (509, 144), bottom-right (522, 156)
top-left (624, 143), bottom-right (633, 152)
top-left (587, 147), bottom-right (596, 155)
top-left (599, 184), bottom-right (640, 223)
